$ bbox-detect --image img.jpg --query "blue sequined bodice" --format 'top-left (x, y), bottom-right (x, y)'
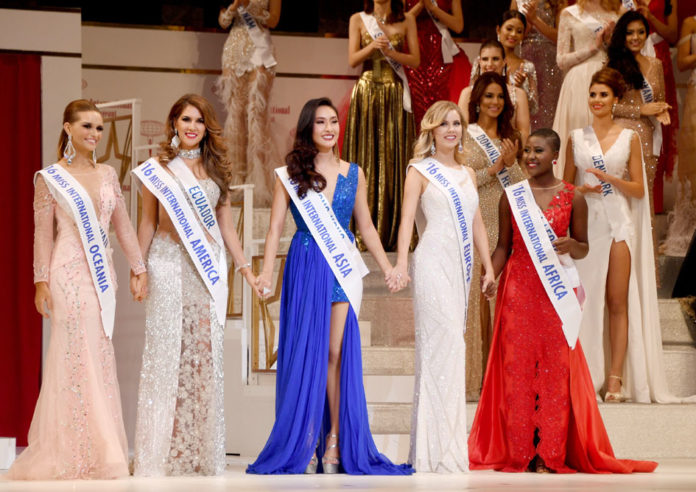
top-left (289, 163), bottom-right (359, 303)
top-left (290, 162), bottom-right (358, 241)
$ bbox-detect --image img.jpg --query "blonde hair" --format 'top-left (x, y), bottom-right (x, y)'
top-left (411, 101), bottom-right (467, 165)
top-left (577, 0), bottom-right (621, 12)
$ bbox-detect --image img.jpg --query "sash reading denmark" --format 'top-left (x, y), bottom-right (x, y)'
top-left (238, 5), bottom-right (277, 69)
top-left (426, 0), bottom-right (460, 63)
top-left (467, 123), bottom-right (514, 188)
top-left (132, 159), bottom-right (228, 323)
top-left (409, 159), bottom-right (475, 317)
top-left (360, 12), bottom-right (413, 112)
top-left (580, 126), bottom-right (628, 242)
top-left (276, 166), bottom-right (369, 315)
top-left (506, 180), bottom-right (583, 348)
top-left (38, 164), bottom-right (116, 339)
top-left (639, 76), bottom-right (664, 155)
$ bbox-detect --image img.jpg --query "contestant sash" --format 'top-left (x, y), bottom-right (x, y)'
top-left (133, 159), bottom-right (228, 323)
top-left (276, 166), bottom-right (369, 315)
top-left (639, 76), bottom-right (664, 155)
top-left (237, 5), bottom-right (277, 69)
top-left (409, 159), bottom-right (475, 316)
top-left (167, 157), bottom-right (227, 297)
top-left (581, 126), bottom-right (628, 239)
top-left (566, 5), bottom-right (604, 34)
top-left (467, 124), bottom-right (513, 189)
top-left (622, 0), bottom-right (637, 10)
top-left (426, 0), bottom-right (460, 64)
top-left (506, 180), bottom-right (583, 348)
top-left (360, 12), bottom-right (412, 112)
top-left (38, 164), bottom-right (116, 339)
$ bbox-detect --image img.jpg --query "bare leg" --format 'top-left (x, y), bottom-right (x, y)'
top-left (605, 240), bottom-right (631, 396)
top-left (325, 302), bottom-right (349, 462)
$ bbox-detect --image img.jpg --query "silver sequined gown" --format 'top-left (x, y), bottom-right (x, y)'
top-left (133, 178), bottom-right (225, 476)
top-left (409, 166), bottom-right (477, 473)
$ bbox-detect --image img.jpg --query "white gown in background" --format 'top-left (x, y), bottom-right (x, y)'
top-left (409, 165), bottom-right (477, 473)
top-left (571, 128), bottom-right (692, 403)
top-left (553, 5), bottom-right (618, 177)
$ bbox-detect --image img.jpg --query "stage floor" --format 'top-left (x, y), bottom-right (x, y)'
top-left (2, 458), bottom-right (696, 491)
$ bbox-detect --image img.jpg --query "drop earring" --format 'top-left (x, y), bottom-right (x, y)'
top-left (552, 159), bottom-right (558, 166)
top-left (171, 129), bottom-right (180, 149)
top-left (92, 149), bottom-right (97, 163)
top-left (458, 140), bottom-right (464, 153)
top-left (63, 135), bottom-right (76, 165)
top-left (430, 142), bottom-right (436, 156)
top-left (475, 104), bottom-right (480, 114)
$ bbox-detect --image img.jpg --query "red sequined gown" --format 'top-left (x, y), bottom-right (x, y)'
top-left (405, 0), bottom-right (471, 128)
top-left (468, 183), bottom-right (657, 474)
top-left (647, 0), bottom-right (678, 213)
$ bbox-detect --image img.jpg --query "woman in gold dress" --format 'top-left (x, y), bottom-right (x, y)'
top-left (461, 72), bottom-right (524, 398)
top-left (607, 10), bottom-right (670, 216)
top-left (343, 0), bottom-right (420, 251)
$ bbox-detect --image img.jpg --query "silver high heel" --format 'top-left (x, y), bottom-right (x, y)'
top-left (322, 434), bottom-right (340, 474)
top-left (304, 439), bottom-right (319, 474)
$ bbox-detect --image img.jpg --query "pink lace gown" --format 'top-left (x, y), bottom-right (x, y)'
top-left (6, 164), bottom-right (145, 480)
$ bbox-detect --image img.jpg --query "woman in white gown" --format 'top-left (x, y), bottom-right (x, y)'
top-left (553, 0), bottom-right (620, 176)
top-left (564, 68), bottom-right (688, 403)
top-left (392, 101), bottom-right (495, 472)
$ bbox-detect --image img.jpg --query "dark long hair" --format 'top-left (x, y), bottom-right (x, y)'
top-left (286, 97), bottom-right (339, 199)
top-left (607, 11), bottom-right (650, 90)
top-left (499, 9), bottom-right (527, 30)
top-left (469, 72), bottom-right (518, 141)
top-left (57, 99), bottom-right (101, 160)
top-left (159, 94), bottom-right (231, 205)
top-left (363, 0), bottom-right (405, 23)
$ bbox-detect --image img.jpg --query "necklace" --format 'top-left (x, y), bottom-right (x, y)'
top-left (374, 11), bottom-right (388, 24)
top-left (530, 181), bottom-right (563, 190)
top-left (178, 147), bottom-right (201, 159)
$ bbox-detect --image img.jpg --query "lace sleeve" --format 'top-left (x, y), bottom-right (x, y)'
top-left (219, 6), bottom-right (234, 29)
top-left (613, 89), bottom-right (642, 120)
top-left (33, 175), bottom-right (55, 283)
top-left (108, 167), bottom-right (146, 275)
top-left (522, 60), bottom-right (539, 116)
top-left (556, 10), bottom-right (600, 72)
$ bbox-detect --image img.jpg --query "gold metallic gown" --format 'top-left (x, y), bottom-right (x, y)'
top-left (343, 32), bottom-right (416, 251)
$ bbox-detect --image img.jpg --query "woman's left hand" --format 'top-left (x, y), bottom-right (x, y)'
top-left (656, 110), bottom-right (671, 126)
top-left (512, 68), bottom-right (527, 88)
top-left (481, 269), bottom-right (496, 299)
top-left (553, 236), bottom-right (575, 255)
top-left (131, 271), bottom-right (148, 302)
top-left (585, 167), bottom-right (609, 183)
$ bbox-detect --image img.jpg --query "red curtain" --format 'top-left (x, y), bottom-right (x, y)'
top-left (0, 53), bottom-right (43, 447)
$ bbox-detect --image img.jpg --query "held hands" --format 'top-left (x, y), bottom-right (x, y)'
top-left (386, 264), bottom-right (410, 293)
top-left (130, 271), bottom-right (148, 302)
top-left (481, 268), bottom-right (496, 300)
top-left (34, 281), bottom-right (52, 318)
top-left (254, 270), bottom-right (273, 300)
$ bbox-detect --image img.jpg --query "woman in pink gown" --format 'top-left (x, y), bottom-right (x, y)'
top-left (6, 100), bottom-right (147, 480)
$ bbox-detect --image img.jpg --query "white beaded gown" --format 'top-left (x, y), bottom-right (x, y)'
top-left (133, 177), bottom-right (226, 476)
top-left (409, 165), bottom-right (477, 472)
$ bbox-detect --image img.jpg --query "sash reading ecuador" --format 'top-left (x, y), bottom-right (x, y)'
top-left (37, 164), bottom-right (117, 338)
top-left (409, 159), bottom-right (475, 319)
top-left (276, 166), bottom-right (369, 315)
top-left (132, 159), bottom-right (228, 323)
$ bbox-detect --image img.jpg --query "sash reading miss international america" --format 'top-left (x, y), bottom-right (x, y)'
top-left (38, 164), bottom-right (116, 338)
top-left (467, 123), bottom-right (513, 189)
top-left (409, 159), bottom-right (475, 317)
top-left (506, 180), bottom-right (583, 348)
top-left (276, 166), bottom-right (369, 315)
top-left (360, 12), bottom-right (413, 112)
top-left (132, 159), bottom-right (228, 323)
top-left (238, 5), bottom-right (277, 69)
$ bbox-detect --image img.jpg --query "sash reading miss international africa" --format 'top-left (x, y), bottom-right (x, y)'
top-left (467, 123), bottom-right (513, 189)
top-left (38, 164), bottom-right (116, 338)
top-left (132, 159), bottom-right (228, 323)
top-left (409, 159), bottom-right (475, 318)
top-left (506, 180), bottom-right (583, 348)
top-left (276, 166), bottom-right (369, 315)
top-left (360, 12), bottom-right (413, 113)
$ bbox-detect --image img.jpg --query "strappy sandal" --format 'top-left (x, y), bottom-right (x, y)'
top-left (304, 440), bottom-right (319, 474)
top-left (322, 433), bottom-right (340, 474)
top-left (604, 375), bottom-right (627, 403)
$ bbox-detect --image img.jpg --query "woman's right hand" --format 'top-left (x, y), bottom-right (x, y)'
top-left (34, 281), bottom-right (52, 318)
top-left (641, 101), bottom-right (671, 116)
top-left (254, 270), bottom-right (273, 300)
top-left (594, 25), bottom-right (608, 51)
top-left (577, 183), bottom-right (602, 194)
top-left (371, 35), bottom-right (389, 53)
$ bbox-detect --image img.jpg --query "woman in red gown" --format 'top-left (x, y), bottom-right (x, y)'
top-left (468, 127), bottom-right (658, 474)
top-left (405, 0), bottom-right (471, 129)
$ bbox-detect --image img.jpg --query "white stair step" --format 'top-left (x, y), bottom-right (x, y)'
top-left (664, 346), bottom-right (696, 397)
top-left (659, 299), bottom-right (695, 346)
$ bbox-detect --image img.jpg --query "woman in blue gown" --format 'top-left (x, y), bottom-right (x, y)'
top-left (248, 97), bottom-right (414, 475)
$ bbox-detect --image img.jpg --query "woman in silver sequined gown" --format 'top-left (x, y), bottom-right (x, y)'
top-left (133, 95), bottom-right (255, 476)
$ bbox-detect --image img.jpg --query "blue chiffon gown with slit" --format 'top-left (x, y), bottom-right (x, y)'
top-left (247, 163), bottom-right (414, 475)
